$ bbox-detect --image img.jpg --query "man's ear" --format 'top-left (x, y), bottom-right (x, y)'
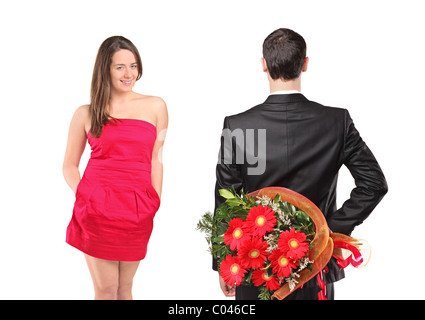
top-left (261, 57), bottom-right (268, 73)
top-left (302, 57), bottom-right (309, 72)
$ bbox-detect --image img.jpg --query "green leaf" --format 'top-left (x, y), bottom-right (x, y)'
top-left (225, 198), bottom-right (242, 207)
top-left (281, 201), bottom-right (291, 214)
top-left (212, 235), bottom-right (224, 244)
top-left (258, 286), bottom-right (271, 300)
top-left (243, 269), bottom-right (253, 284)
top-left (292, 224), bottom-right (301, 231)
top-left (219, 189), bottom-right (236, 199)
top-left (295, 211), bottom-right (309, 224)
top-left (276, 218), bottom-right (282, 228)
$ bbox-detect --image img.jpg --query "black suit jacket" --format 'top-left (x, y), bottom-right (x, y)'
top-left (214, 93), bottom-right (388, 283)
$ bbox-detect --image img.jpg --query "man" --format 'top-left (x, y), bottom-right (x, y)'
top-left (213, 28), bottom-right (388, 300)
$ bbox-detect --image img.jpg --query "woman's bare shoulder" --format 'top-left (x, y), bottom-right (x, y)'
top-left (131, 93), bottom-right (167, 128)
top-left (145, 95), bottom-right (167, 119)
top-left (74, 104), bottom-right (90, 119)
top-left (134, 93), bottom-right (166, 108)
top-left (70, 104), bottom-right (90, 133)
top-left (134, 93), bottom-right (167, 117)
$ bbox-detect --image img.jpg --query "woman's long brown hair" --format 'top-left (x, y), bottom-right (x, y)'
top-left (89, 36), bottom-right (143, 138)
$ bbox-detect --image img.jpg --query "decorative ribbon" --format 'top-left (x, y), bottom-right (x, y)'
top-left (316, 241), bottom-right (364, 300)
top-left (316, 270), bottom-right (327, 300)
top-left (332, 241), bottom-right (363, 268)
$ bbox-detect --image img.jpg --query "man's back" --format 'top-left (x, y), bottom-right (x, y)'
top-left (219, 93), bottom-right (345, 210)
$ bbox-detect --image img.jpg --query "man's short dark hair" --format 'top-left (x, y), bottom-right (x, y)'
top-left (262, 28), bottom-right (307, 81)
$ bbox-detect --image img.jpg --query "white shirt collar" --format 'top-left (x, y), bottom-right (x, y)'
top-left (270, 90), bottom-right (301, 95)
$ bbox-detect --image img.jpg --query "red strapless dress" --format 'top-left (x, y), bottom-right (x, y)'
top-left (66, 119), bottom-right (160, 261)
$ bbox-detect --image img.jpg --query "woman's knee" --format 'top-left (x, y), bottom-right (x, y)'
top-left (94, 283), bottom-right (119, 300)
top-left (117, 280), bottom-right (134, 300)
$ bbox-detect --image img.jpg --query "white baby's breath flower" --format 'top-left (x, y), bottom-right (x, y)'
top-left (285, 275), bottom-right (299, 291)
top-left (270, 202), bottom-right (279, 212)
top-left (277, 209), bottom-right (291, 226)
top-left (298, 257), bottom-right (314, 272)
top-left (264, 231), bottom-right (280, 253)
top-left (256, 195), bottom-right (271, 206)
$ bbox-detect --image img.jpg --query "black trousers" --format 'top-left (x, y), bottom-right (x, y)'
top-left (235, 282), bottom-right (334, 300)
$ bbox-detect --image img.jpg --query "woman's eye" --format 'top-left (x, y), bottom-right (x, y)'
top-left (131, 65), bottom-right (137, 69)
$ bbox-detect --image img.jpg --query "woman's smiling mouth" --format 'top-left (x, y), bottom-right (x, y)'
top-left (120, 80), bottom-right (132, 86)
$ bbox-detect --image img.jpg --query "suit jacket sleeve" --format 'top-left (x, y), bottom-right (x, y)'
top-left (327, 110), bottom-right (388, 235)
top-left (213, 116), bottom-right (245, 271)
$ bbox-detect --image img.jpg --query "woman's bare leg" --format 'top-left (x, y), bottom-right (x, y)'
top-left (84, 254), bottom-right (119, 300)
top-left (117, 260), bottom-right (140, 300)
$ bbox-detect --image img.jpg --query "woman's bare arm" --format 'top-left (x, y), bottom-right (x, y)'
top-left (150, 98), bottom-right (168, 199)
top-left (63, 105), bottom-right (89, 194)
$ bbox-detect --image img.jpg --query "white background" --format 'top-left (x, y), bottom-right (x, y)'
top-left (0, 0), bottom-right (424, 300)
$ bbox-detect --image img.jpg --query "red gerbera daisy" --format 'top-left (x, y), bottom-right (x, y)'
top-left (237, 237), bottom-right (268, 269)
top-left (278, 228), bottom-right (309, 260)
top-left (219, 255), bottom-right (247, 286)
top-left (245, 205), bottom-right (276, 237)
top-left (269, 249), bottom-right (298, 278)
top-left (252, 269), bottom-right (281, 291)
top-left (223, 218), bottom-right (250, 250)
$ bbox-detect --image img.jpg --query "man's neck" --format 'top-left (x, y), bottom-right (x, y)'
top-left (268, 77), bottom-right (301, 94)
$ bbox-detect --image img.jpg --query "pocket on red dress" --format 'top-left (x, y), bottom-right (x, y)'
top-left (135, 188), bottom-right (160, 218)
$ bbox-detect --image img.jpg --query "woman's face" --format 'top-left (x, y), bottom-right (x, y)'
top-left (110, 49), bottom-right (138, 94)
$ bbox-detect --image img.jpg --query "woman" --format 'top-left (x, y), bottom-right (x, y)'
top-left (63, 36), bottom-right (168, 300)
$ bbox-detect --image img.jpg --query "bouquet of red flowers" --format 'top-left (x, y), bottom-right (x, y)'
top-left (198, 187), bottom-right (369, 300)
